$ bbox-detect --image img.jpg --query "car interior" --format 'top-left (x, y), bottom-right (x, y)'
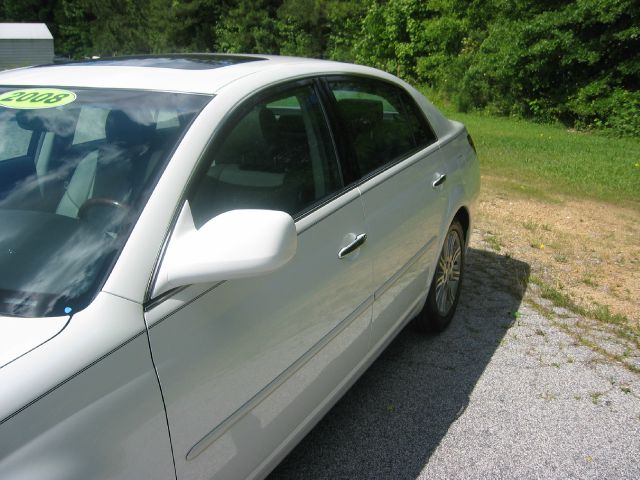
top-left (0, 106), bottom-right (184, 219)
top-left (190, 96), bottom-right (329, 227)
top-left (336, 95), bottom-right (417, 176)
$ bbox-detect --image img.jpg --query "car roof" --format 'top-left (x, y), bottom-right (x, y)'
top-left (0, 54), bottom-right (389, 95)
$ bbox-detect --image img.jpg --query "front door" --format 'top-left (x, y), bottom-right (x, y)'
top-left (145, 82), bottom-right (373, 479)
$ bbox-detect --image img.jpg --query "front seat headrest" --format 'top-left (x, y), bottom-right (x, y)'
top-left (105, 110), bottom-right (154, 145)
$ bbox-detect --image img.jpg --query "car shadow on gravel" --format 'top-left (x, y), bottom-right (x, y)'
top-left (269, 247), bottom-right (530, 480)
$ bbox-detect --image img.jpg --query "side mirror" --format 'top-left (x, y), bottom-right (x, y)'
top-left (153, 203), bottom-right (297, 296)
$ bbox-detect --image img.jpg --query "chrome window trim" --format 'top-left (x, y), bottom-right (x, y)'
top-left (352, 140), bottom-right (441, 195)
top-left (144, 137), bottom-right (441, 313)
top-left (143, 74), bottom-right (444, 310)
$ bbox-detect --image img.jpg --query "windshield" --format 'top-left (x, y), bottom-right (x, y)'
top-left (0, 86), bottom-right (211, 317)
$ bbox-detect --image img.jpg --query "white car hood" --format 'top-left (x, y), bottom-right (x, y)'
top-left (0, 315), bottom-right (69, 369)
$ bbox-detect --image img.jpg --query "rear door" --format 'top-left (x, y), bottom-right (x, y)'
top-left (145, 81), bottom-right (373, 479)
top-left (323, 76), bottom-right (448, 350)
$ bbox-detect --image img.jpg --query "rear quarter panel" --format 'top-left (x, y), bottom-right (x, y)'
top-left (436, 119), bottom-right (480, 247)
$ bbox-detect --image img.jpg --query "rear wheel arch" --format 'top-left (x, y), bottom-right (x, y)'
top-left (414, 218), bottom-right (465, 333)
top-left (453, 206), bottom-right (470, 245)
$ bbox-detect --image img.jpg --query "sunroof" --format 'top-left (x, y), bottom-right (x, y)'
top-left (53, 54), bottom-right (265, 70)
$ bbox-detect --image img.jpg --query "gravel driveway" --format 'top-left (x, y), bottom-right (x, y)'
top-left (269, 244), bottom-right (640, 479)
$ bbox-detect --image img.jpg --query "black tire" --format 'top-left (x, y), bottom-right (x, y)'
top-left (414, 219), bottom-right (465, 333)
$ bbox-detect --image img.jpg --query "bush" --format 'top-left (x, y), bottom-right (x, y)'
top-left (408, 0), bottom-right (640, 137)
top-left (569, 87), bottom-right (640, 137)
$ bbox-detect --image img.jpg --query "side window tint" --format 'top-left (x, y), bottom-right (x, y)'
top-left (328, 78), bottom-right (436, 178)
top-left (190, 84), bottom-right (342, 227)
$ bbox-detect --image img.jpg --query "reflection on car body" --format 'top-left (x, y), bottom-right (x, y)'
top-left (0, 54), bottom-right (479, 479)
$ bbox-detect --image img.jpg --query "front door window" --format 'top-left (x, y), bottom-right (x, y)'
top-left (189, 84), bottom-right (342, 227)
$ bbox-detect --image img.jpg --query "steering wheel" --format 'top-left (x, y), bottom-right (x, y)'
top-left (78, 197), bottom-right (130, 223)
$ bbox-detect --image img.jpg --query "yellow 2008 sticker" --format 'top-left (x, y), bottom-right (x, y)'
top-left (0, 88), bottom-right (77, 109)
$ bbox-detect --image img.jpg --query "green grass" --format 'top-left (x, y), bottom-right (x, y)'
top-left (439, 109), bottom-right (640, 206)
top-left (590, 392), bottom-right (604, 405)
top-left (529, 276), bottom-right (632, 327)
top-left (530, 276), bottom-right (639, 347)
top-left (485, 233), bottom-right (502, 251)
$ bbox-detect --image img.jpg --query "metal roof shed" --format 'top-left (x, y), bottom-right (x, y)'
top-left (0, 23), bottom-right (54, 70)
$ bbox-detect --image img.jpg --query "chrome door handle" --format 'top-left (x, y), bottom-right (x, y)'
top-left (338, 233), bottom-right (367, 258)
top-left (432, 173), bottom-right (447, 188)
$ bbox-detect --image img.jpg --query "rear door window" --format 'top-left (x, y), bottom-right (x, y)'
top-left (326, 77), bottom-right (436, 178)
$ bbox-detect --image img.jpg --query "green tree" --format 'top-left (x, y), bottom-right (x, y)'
top-left (323, 0), bottom-right (368, 61)
top-left (171, 0), bottom-right (227, 52)
top-left (277, 0), bottom-right (326, 57)
top-left (459, 0), bottom-right (640, 132)
top-left (53, 0), bottom-right (176, 57)
top-left (215, 0), bottom-right (280, 53)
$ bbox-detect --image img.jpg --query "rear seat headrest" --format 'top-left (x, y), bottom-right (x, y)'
top-left (337, 98), bottom-right (384, 134)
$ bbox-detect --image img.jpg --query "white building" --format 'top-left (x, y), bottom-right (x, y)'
top-left (0, 23), bottom-right (54, 70)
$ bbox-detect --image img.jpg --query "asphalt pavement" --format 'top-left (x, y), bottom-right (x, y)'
top-left (269, 246), bottom-right (640, 479)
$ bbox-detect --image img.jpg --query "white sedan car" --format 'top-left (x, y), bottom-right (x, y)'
top-left (0, 54), bottom-right (479, 479)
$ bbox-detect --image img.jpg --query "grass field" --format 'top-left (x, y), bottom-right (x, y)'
top-left (429, 106), bottom-right (640, 365)
top-left (335, 96), bottom-right (639, 362)
top-left (442, 110), bottom-right (640, 206)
